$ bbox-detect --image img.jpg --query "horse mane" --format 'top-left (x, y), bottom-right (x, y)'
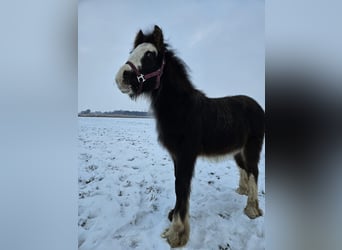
top-left (151, 45), bottom-right (206, 104)
top-left (164, 45), bottom-right (191, 81)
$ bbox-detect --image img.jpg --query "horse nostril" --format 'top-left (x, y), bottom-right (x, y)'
top-left (123, 70), bottom-right (130, 80)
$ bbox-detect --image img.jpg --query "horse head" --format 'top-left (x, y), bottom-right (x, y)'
top-left (115, 25), bottom-right (166, 98)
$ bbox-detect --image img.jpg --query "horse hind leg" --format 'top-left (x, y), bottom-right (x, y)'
top-left (244, 173), bottom-right (263, 219)
top-left (242, 137), bottom-right (263, 219)
top-left (234, 152), bottom-right (249, 195)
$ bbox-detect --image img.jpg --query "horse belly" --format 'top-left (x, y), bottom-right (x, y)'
top-left (200, 130), bottom-right (244, 157)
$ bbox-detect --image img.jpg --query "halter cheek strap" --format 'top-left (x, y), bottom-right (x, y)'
top-left (126, 56), bottom-right (165, 93)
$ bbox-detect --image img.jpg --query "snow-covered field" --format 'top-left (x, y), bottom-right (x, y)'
top-left (78, 117), bottom-right (265, 250)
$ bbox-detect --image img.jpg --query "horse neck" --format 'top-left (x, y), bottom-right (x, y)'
top-left (158, 52), bottom-right (194, 94)
top-left (151, 53), bottom-right (199, 117)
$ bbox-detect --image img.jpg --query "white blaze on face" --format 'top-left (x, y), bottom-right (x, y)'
top-left (115, 43), bottom-right (158, 94)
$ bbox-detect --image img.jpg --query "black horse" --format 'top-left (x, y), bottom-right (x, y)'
top-left (115, 25), bottom-right (264, 248)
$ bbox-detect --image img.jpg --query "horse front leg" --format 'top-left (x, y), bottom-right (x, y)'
top-left (162, 155), bottom-right (195, 248)
top-left (167, 155), bottom-right (177, 221)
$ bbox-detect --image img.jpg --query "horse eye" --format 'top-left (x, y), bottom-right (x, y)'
top-left (145, 51), bottom-right (154, 58)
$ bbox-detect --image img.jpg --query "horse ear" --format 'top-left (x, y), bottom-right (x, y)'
top-left (134, 30), bottom-right (144, 48)
top-left (153, 25), bottom-right (164, 51)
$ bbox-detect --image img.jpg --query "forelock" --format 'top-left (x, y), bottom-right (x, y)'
top-left (128, 43), bottom-right (158, 68)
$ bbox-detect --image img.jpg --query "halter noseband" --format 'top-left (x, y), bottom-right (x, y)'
top-left (125, 56), bottom-right (165, 93)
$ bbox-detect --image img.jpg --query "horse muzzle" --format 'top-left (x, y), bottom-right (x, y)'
top-left (115, 64), bottom-right (134, 95)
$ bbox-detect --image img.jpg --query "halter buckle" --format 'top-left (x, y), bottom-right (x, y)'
top-left (137, 74), bottom-right (146, 83)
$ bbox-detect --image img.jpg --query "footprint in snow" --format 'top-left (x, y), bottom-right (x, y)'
top-left (85, 164), bottom-right (98, 172)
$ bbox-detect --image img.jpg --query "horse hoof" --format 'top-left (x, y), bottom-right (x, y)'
top-left (161, 213), bottom-right (190, 248)
top-left (244, 205), bottom-right (263, 219)
top-left (236, 187), bottom-right (248, 196)
top-left (161, 226), bottom-right (189, 248)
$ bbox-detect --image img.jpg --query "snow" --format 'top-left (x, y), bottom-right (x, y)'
top-left (78, 117), bottom-right (265, 250)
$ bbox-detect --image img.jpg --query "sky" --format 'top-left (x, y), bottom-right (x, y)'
top-left (78, 0), bottom-right (264, 112)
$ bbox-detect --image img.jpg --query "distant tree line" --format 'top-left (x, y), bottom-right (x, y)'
top-left (78, 109), bottom-right (152, 118)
